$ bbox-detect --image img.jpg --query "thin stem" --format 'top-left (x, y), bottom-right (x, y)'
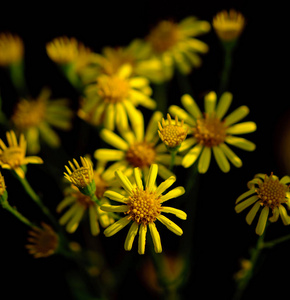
top-left (169, 150), bottom-right (177, 171)
top-left (262, 233), bottom-right (290, 249)
top-left (153, 82), bottom-right (168, 115)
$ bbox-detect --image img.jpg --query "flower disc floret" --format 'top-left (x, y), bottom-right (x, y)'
top-left (126, 142), bottom-right (156, 168)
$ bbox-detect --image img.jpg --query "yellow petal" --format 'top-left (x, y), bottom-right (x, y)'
top-left (161, 206), bottom-right (187, 220)
top-left (133, 168), bottom-right (143, 189)
top-left (100, 129), bottom-right (129, 151)
top-left (101, 204), bottom-right (128, 213)
top-left (245, 202), bottom-right (261, 225)
top-left (224, 106), bottom-right (249, 127)
top-left (226, 122), bottom-right (257, 135)
top-left (138, 224), bottom-right (147, 255)
top-left (279, 205), bottom-right (290, 225)
top-left (146, 164), bottom-right (158, 192)
top-left (115, 169), bottom-right (134, 195)
top-left (219, 143), bottom-right (242, 168)
top-left (198, 147), bottom-right (211, 173)
top-left (168, 105), bottom-right (195, 126)
top-left (235, 196), bottom-right (259, 213)
top-left (236, 189), bottom-right (256, 204)
top-left (255, 206), bottom-right (269, 236)
top-left (225, 136), bottom-right (256, 151)
top-left (180, 94), bottom-right (202, 119)
top-left (160, 186), bottom-right (185, 203)
top-left (148, 222), bottom-right (162, 253)
top-left (124, 222), bottom-right (139, 251)
top-left (94, 149), bottom-right (125, 161)
top-left (103, 216), bottom-right (131, 237)
top-left (212, 146), bottom-right (230, 173)
top-left (182, 144), bottom-right (203, 168)
top-left (216, 92), bottom-right (232, 119)
top-left (157, 215), bottom-right (183, 236)
top-left (155, 176), bottom-right (176, 196)
top-left (204, 91), bottom-right (217, 114)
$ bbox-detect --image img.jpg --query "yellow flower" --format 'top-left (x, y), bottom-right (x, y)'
top-left (58, 160), bottom-right (118, 235)
top-left (0, 33), bottom-right (24, 66)
top-left (101, 164), bottom-right (187, 254)
top-left (212, 9), bottom-right (246, 42)
top-left (11, 87), bottom-right (73, 154)
top-left (158, 113), bottom-right (188, 150)
top-left (235, 173), bottom-right (290, 236)
top-left (26, 223), bottom-right (59, 258)
top-left (94, 110), bottom-right (182, 180)
top-left (0, 171), bottom-right (7, 202)
top-left (0, 130), bottom-right (43, 178)
top-left (78, 64), bottom-right (156, 130)
top-left (144, 16), bottom-right (210, 81)
top-left (169, 91), bottom-right (256, 173)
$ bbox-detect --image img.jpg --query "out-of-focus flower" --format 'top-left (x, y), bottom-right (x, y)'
top-left (144, 16), bottom-right (210, 82)
top-left (235, 173), bottom-right (290, 236)
top-left (158, 113), bottom-right (188, 151)
top-left (101, 164), bottom-right (186, 254)
top-left (233, 258), bottom-right (252, 281)
top-left (78, 64), bottom-right (156, 130)
top-left (11, 88), bottom-right (73, 154)
top-left (0, 33), bottom-right (24, 66)
top-left (169, 91), bottom-right (256, 173)
top-left (0, 171), bottom-right (7, 202)
top-left (94, 110), bottom-right (182, 180)
top-left (212, 9), bottom-right (245, 42)
top-left (0, 130), bottom-right (43, 178)
top-left (26, 223), bottom-right (59, 258)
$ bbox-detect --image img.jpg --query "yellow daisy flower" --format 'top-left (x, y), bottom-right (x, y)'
top-left (0, 130), bottom-right (43, 178)
top-left (212, 9), bottom-right (246, 42)
top-left (58, 159), bottom-right (117, 235)
top-left (235, 173), bottom-right (290, 236)
top-left (101, 164), bottom-right (187, 254)
top-left (11, 87), bottom-right (73, 154)
top-left (94, 110), bottom-right (181, 180)
top-left (169, 91), bottom-right (256, 173)
top-left (78, 64), bottom-right (156, 130)
top-left (0, 32), bottom-right (24, 66)
top-left (144, 16), bottom-right (210, 81)
top-left (26, 222), bottom-right (59, 258)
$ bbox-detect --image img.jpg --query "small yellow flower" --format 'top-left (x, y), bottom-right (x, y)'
top-left (25, 223), bottom-right (59, 258)
top-left (158, 113), bottom-right (188, 150)
top-left (101, 164), bottom-right (187, 254)
top-left (94, 110), bottom-right (182, 181)
top-left (0, 131), bottom-right (43, 178)
top-left (11, 87), bottom-right (73, 154)
top-left (235, 173), bottom-right (290, 236)
top-left (212, 9), bottom-right (246, 42)
top-left (0, 33), bottom-right (24, 66)
top-left (169, 91), bottom-right (256, 173)
top-left (144, 16), bottom-right (210, 81)
top-left (0, 172), bottom-right (7, 202)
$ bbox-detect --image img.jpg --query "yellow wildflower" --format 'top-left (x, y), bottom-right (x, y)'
top-left (235, 173), bottom-right (290, 236)
top-left (11, 87), bottom-right (73, 154)
top-left (169, 91), bottom-right (256, 173)
top-left (0, 130), bottom-right (43, 178)
top-left (101, 164), bottom-right (187, 254)
top-left (0, 171), bottom-right (7, 202)
top-left (0, 33), bottom-right (24, 66)
top-left (26, 223), bottom-right (59, 258)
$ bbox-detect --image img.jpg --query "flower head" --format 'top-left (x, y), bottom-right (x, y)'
top-left (235, 173), bottom-right (290, 235)
top-left (144, 16), bottom-right (210, 81)
top-left (0, 33), bottom-right (24, 66)
top-left (158, 113), bottom-right (188, 151)
top-left (212, 9), bottom-right (245, 42)
top-left (0, 130), bottom-right (43, 178)
top-left (101, 164), bottom-right (187, 254)
top-left (11, 88), bottom-right (73, 153)
top-left (169, 91), bottom-right (256, 173)
top-left (94, 110), bottom-right (182, 181)
top-left (26, 223), bottom-right (59, 258)
top-left (78, 64), bottom-right (156, 130)
top-left (0, 172), bottom-right (7, 202)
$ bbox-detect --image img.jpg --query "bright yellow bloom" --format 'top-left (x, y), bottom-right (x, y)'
top-left (94, 110), bottom-right (182, 180)
top-left (212, 9), bottom-right (245, 42)
top-left (58, 160), bottom-right (118, 235)
top-left (158, 113), bottom-right (188, 150)
top-left (235, 173), bottom-right (290, 236)
top-left (0, 131), bottom-right (43, 178)
top-left (0, 171), bottom-right (6, 196)
top-left (78, 64), bottom-right (156, 130)
top-left (0, 33), bottom-right (24, 66)
top-left (11, 88), bottom-right (73, 154)
top-left (169, 91), bottom-right (256, 173)
top-left (144, 16), bottom-right (210, 81)
top-left (26, 223), bottom-right (59, 258)
top-left (101, 164), bottom-right (186, 254)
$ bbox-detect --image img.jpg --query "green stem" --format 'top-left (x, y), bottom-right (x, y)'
top-left (169, 150), bottom-right (177, 171)
top-left (153, 82), bottom-right (168, 115)
top-left (262, 233), bottom-right (290, 249)
top-left (8, 61), bottom-right (28, 97)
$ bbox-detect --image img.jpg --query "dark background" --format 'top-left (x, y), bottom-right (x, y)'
top-left (0, 1), bottom-right (289, 299)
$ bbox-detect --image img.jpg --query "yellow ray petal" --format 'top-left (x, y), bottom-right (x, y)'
top-left (148, 222), bottom-right (162, 253)
top-left (124, 222), bottom-right (139, 251)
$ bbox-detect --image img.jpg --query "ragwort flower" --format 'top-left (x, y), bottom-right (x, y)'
top-left (94, 110), bottom-right (182, 180)
top-left (0, 33), bottom-right (24, 66)
top-left (0, 130), bottom-right (43, 178)
top-left (11, 87), bottom-right (73, 154)
top-left (235, 173), bottom-right (290, 236)
top-left (169, 91), bottom-right (256, 173)
top-left (0, 171), bottom-right (7, 202)
top-left (101, 164), bottom-right (186, 254)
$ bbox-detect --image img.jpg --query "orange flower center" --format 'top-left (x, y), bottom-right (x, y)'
top-left (159, 123), bottom-right (187, 148)
top-left (126, 187), bottom-right (161, 225)
top-left (126, 142), bottom-right (156, 168)
top-left (71, 167), bottom-right (92, 188)
top-left (75, 191), bottom-right (95, 208)
top-left (193, 113), bottom-right (227, 147)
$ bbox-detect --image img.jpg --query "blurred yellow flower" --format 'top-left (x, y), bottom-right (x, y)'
top-left (212, 9), bottom-right (245, 42)
top-left (235, 173), bottom-right (290, 236)
top-left (0, 33), bottom-right (24, 66)
top-left (169, 91), bottom-right (256, 173)
top-left (78, 64), bottom-right (156, 130)
top-left (94, 110), bottom-right (182, 180)
top-left (0, 131), bottom-right (43, 178)
top-left (101, 164), bottom-right (186, 254)
top-left (0, 171), bottom-right (7, 201)
top-left (11, 88), bottom-right (73, 154)
top-left (26, 223), bottom-right (59, 258)
top-left (144, 16), bottom-right (210, 81)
